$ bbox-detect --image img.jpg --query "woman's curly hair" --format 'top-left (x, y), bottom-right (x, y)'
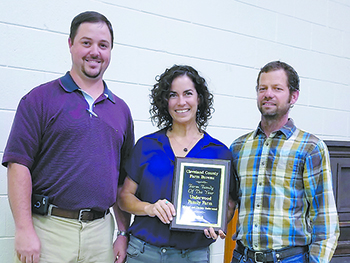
top-left (150, 65), bottom-right (214, 130)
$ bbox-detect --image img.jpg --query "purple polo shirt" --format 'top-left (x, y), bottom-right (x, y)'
top-left (2, 72), bottom-right (134, 211)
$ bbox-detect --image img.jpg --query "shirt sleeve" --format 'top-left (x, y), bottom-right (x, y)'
top-left (123, 138), bottom-right (144, 185)
top-left (118, 107), bottom-right (135, 186)
top-left (230, 139), bottom-right (244, 203)
top-left (2, 91), bottom-right (43, 169)
top-left (229, 156), bottom-right (239, 202)
top-left (304, 141), bottom-right (340, 263)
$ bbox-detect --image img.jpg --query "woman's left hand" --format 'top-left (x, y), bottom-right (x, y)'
top-left (203, 227), bottom-right (226, 240)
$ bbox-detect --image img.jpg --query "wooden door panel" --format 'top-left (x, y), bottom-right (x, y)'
top-left (336, 162), bottom-right (350, 217)
top-left (326, 141), bottom-right (350, 260)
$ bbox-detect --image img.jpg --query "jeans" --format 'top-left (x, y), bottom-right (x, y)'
top-left (127, 235), bottom-right (210, 263)
top-left (230, 248), bottom-right (309, 263)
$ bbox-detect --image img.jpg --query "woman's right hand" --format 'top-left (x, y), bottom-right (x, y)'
top-left (119, 178), bottom-right (176, 224)
top-left (144, 199), bottom-right (176, 224)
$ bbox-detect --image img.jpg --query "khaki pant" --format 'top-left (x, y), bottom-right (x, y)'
top-left (14, 212), bottom-right (115, 263)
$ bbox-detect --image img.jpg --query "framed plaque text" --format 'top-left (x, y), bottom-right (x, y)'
top-left (170, 157), bottom-right (230, 232)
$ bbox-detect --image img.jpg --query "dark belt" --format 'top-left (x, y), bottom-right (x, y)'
top-left (236, 240), bottom-right (308, 263)
top-left (50, 206), bottom-right (110, 222)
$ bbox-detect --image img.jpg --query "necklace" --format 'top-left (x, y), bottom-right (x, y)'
top-left (169, 131), bottom-right (203, 153)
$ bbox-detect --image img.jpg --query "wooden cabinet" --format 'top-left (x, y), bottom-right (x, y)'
top-left (325, 141), bottom-right (350, 262)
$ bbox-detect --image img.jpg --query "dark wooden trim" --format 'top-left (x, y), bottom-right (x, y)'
top-left (340, 222), bottom-right (350, 227)
top-left (324, 140), bottom-right (350, 158)
top-left (334, 241), bottom-right (350, 255)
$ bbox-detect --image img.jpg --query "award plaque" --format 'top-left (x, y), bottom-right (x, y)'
top-left (170, 157), bottom-right (230, 232)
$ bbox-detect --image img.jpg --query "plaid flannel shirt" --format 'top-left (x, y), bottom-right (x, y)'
top-left (230, 119), bottom-right (339, 263)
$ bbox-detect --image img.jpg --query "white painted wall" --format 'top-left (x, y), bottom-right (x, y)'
top-left (1, 0), bottom-right (349, 262)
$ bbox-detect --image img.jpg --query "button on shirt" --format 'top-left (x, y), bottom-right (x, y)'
top-left (230, 119), bottom-right (339, 263)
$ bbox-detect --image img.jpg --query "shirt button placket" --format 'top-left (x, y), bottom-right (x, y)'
top-left (253, 137), bottom-right (271, 250)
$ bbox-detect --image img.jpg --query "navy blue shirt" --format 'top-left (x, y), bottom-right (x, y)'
top-left (125, 129), bottom-right (236, 249)
top-left (2, 72), bottom-right (134, 211)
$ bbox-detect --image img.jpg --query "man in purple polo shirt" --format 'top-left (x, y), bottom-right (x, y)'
top-left (2, 11), bottom-right (134, 263)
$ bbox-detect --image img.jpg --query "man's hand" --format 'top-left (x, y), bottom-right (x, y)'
top-left (15, 227), bottom-right (41, 263)
top-left (7, 163), bottom-right (40, 263)
top-left (113, 235), bottom-right (128, 263)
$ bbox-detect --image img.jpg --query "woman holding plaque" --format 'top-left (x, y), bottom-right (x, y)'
top-left (119, 65), bottom-right (237, 263)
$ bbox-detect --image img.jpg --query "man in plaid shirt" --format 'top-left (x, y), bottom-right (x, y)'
top-left (230, 61), bottom-right (339, 263)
